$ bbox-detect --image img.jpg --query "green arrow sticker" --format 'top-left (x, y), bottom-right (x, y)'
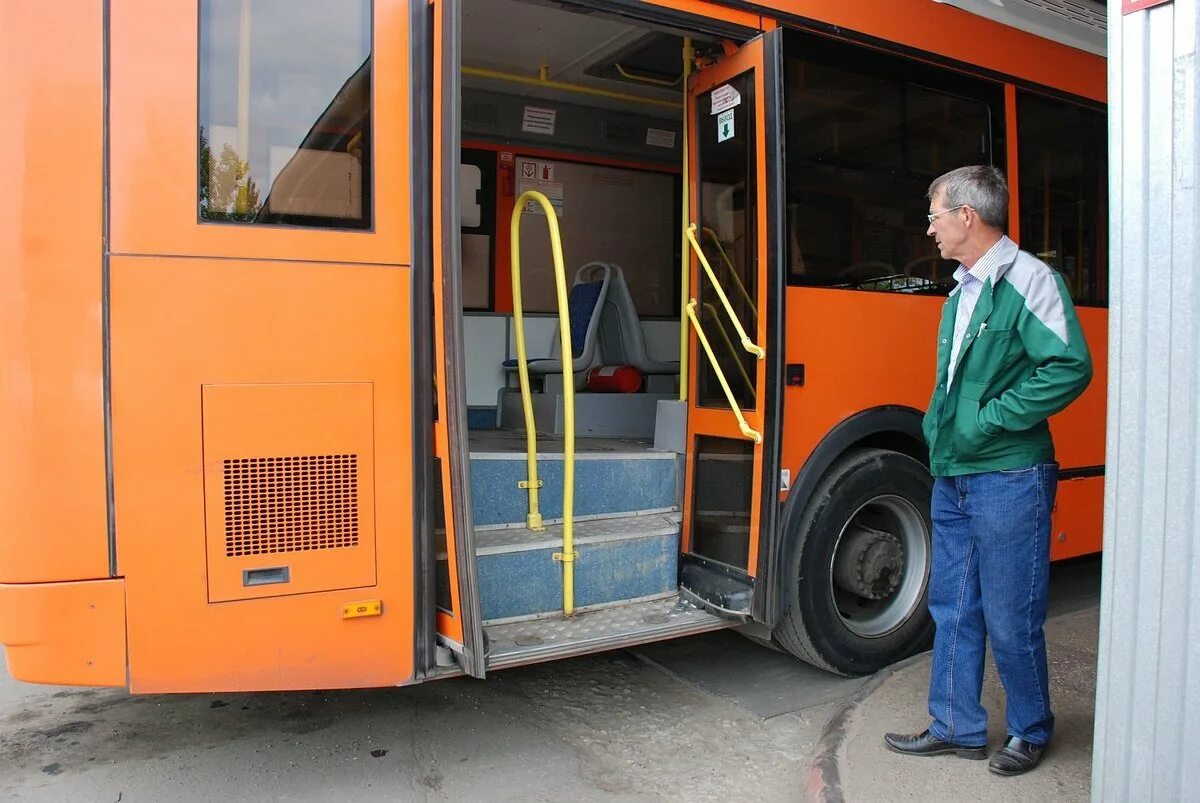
top-left (717, 109), bottom-right (734, 143)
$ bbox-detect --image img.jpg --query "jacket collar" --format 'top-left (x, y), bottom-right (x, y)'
top-left (939, 237), bottom-right (1020, 388)
top-left (949, 235), bottom-right (1018, 296)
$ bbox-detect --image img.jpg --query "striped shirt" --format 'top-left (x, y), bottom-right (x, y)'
top-left (947, 235), bottom-right (1018, 389)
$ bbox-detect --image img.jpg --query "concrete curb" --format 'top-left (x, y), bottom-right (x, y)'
top-left (803, 653), bottom-right (929, 803)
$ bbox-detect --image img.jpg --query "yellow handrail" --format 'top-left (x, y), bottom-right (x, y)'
top-left (702, 302), bottom-right (755, 396)
top-left (701, 226), bottom-right (756, 316)
top-left (614, 63), bottom-right (682, 87)
top-left (462, 66), bottom-right (680, 111)
top-left (510, 190), bottom-right (578, 616)
top-left (678, 37), bottom-right (693, 402)
top-left (685, 300), bottom-right (762, 444)
top-left (686, 224), bottom-right (765, 360)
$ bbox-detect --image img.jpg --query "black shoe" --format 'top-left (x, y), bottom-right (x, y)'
top-left (883, 729), bottom-right (987, 760)
top-left (988, 736), bottom-right (1046, 775)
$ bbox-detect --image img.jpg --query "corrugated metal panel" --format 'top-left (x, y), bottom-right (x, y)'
top-left (934, 0), bottom-right (1106, 54)
top-left (1094, 1), bottom-right (1200, 800)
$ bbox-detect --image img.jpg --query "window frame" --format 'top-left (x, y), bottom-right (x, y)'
top-left (109, 0), bottom-right (408, 264)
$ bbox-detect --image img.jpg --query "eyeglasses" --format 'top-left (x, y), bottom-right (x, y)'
top-left (926, 205), bottom-right (967, 224)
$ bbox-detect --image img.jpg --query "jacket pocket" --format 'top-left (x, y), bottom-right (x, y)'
top-left (951, 380), bottom-right (994, 452)
top-left (962, 328), bottom-right (1017, 385)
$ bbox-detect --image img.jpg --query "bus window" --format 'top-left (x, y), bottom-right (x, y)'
top-left (198, 0), bottom-right (373, 229)
top-left (782, 32), bottom-right (1004, 294)
top-left (1018, 92), bottom-right (1108, 306)
top-left (461, 149), bottom-right (496, 310)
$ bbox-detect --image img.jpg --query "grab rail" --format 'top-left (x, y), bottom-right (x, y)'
top-left (685, 299), bottom-right (762, 444)
top-left (510, 190), bottom-right (578, 616)
top-left (685, 224), bottom-right (765, 359)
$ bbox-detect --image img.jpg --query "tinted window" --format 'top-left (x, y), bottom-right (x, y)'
top-left (1017, 92), bottom-right (1108, 306)
top-left (461, 149), bottom-right (496, 310)
top-left (199, 0), bottom-right (372, 229)
top-left (783, 32), bottom-right (1004, 295)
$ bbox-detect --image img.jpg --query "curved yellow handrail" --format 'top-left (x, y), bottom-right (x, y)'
top-left (686, 224), bottom-right (765, 360)
top-left (614, 62), bottom-right (683, 87)
top-left (511, 191), bottom-right (577, 616)
top-left (686, 300), bottom-right (762, 444)
top-left (702, 302), bottom-right (755, 396)
top-left (701, 226), bottom-right (756, 316)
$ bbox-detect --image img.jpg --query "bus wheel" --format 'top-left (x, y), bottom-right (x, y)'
top-left (775, 447), bottom-right (934, 677)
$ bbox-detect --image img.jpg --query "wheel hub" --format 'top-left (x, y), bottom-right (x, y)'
top-left (833, 524), bottom-right (903, 600)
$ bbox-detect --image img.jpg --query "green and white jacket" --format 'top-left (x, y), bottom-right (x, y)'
top-left (922, 238), bottom-right (1094, 477)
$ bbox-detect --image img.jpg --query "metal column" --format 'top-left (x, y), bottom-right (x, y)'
top-left (1095, 1), bottom-right (1200, 798)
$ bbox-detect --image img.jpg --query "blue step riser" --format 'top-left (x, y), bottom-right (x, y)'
top-left (470, 457), bottom-right (679, 527)
top-left (479, 533), bottom-right (680, 621)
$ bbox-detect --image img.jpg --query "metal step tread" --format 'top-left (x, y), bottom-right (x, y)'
top-left (485, 594), bottom-right (730, 670)
top-left (475, 511), bottom-right (681, 555)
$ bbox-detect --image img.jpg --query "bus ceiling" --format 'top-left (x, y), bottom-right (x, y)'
top-left (460, 0), bottom-right (728, 119)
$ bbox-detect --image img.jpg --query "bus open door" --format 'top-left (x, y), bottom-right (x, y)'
top-left (678, 30), bottom-right (787, 626)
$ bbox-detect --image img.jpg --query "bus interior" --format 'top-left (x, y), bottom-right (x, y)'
top-left (445, 0), bottom-right (755, 666)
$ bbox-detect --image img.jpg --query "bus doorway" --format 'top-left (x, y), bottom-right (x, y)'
top-left (431, 0), bottom-right (771, 673)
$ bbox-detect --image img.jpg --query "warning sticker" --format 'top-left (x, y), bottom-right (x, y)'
top-left (521, 106), bottom-right (557, 135)
top-left (518, 178), bottom-right (564, 218)
top-left (710, 84), bottom-right (742, 115)
top-left (645, 127), bottom-right (677, 149)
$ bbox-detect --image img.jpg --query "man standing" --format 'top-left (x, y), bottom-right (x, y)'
top-left (884, 166), bottom-right (1093, 776)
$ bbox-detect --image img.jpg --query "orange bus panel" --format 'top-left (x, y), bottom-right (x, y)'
top-left (110, 256), bottom-right (416, 692)
top-left (1050, 476), bottom-right (1105, 561)
top-left (0, 580), bottom-right (127, 687)
top-left (0, 0), bottom-right (109, 583)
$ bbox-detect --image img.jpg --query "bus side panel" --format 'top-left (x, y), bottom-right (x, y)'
top-left (0, 580), bottom-right (127, 687)
top-left (1051, 476), bottom-right (1105, 561)
top-left (111, 257), bottom-right (416, 692)
top-left (780, 287), bottom-right (940, 478)
top-left (0, 1), bottom-right (110, 582)
top-left (1049, 306), bottom-right (1109, 471)
top-left (781, 287), bottom-right (1107, 556)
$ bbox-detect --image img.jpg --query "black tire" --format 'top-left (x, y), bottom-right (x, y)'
top-left (775, 447), bottom-right (935, 676)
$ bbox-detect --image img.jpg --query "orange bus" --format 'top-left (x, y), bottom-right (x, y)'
top-left (0, 0), bottom-right (1107, 692)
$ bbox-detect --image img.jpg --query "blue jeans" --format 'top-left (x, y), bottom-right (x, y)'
top-left (926, 463), bottom-right (1057, 748)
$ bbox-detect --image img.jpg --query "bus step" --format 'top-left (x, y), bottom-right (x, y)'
top-left (485, 594), bottom-right (729, 671)
top-left (469, 449), bottom-right (679, 527)
top-left (477, 512), bottom-right (681, 623)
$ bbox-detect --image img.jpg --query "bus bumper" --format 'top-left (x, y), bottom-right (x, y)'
top-left (0, 579), bottom-right (127, 687)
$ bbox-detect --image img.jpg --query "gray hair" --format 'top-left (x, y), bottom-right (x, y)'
top-left (927, 165), bottom-right (1009, 229)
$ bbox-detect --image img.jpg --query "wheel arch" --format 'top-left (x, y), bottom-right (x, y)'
top-left (767, 405), bottom-right (928, 626)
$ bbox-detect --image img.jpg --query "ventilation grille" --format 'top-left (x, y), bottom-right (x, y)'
top-left (223, 455), bottom-right (359, 558)
top-left (1013, 0), bottom-right (1106, 31)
